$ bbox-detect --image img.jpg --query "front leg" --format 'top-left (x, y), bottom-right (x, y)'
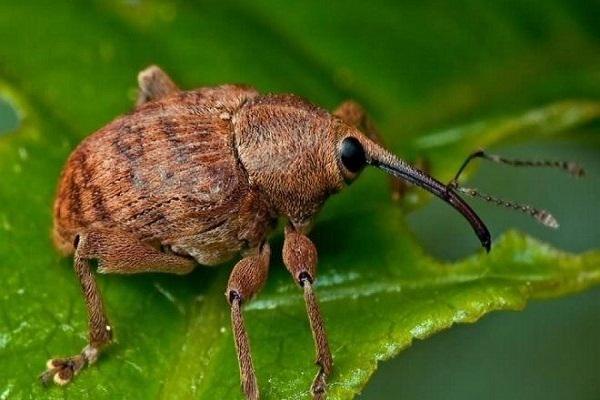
top-left (226, 242), bottom-right (271, 400)
top-left (283, 225), bottom-right (332, 399)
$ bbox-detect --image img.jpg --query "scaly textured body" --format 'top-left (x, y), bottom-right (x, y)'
top-left (53, 85), bottom-right (276, 265)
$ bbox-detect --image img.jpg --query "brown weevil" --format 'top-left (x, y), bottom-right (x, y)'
top-left (41, 66), bottom-right (583, 399)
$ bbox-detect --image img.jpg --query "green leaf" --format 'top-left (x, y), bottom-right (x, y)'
top-left (0, 2), bottom-right (599, 399)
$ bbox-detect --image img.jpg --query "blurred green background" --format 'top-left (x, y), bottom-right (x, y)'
top-left (1, 1), bottom-right (599, 399)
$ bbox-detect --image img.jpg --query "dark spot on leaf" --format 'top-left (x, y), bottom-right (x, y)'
top-left (0, 97), bottom-right (20, 135)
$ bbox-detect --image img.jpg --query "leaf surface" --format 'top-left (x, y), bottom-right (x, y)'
top-left (0, 2), bottom-right (598, 399)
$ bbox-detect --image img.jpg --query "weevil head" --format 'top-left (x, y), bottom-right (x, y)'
top-left (233, 94), bottom-right (491, 250)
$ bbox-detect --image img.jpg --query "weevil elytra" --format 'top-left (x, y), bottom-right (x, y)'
top-left (41, 66), bottom-right (583, 399)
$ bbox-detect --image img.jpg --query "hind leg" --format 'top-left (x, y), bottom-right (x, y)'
top-left (41, 229), bottom-right (195, 386)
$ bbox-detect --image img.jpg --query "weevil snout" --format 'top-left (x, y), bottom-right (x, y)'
top-left (336, 131), bottom-right (491, 251)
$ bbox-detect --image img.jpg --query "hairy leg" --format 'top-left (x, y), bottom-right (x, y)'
top-left (226, 242), bottom-right (271, 400)
top-left (41, 229), bottom-right (195, 385)
top-left (283, 225), bottom-right (332, 399)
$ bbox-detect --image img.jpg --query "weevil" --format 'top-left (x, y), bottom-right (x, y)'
top-left (41, 66), bottom-right (583, 399)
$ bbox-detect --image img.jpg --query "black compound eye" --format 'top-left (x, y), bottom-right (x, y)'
top-left (340, 137), bottom-right (366, 174)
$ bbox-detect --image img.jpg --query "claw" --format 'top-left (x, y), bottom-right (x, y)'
top-left (40, 368), bottom-right (56, 386)
top-left (53, 369), bottom-right (71, 386)
top-left (311, 366), bottom-right (328, 399)
top-left (40, 355), bottom-right (86, 386)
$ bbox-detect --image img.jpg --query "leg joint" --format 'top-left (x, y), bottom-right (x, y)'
top-left (298, 271), bottom-right (314, 287)
top-left (228, 289), bottom-right (242, 305)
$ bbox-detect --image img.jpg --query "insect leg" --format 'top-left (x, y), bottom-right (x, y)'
top-left (73, 228), bottom-right (196, 275)
top-left (136, 65), bottom-right (180, 106)
top-left (40, 229), bottom-right (196, 386)
top-left (283, 225), bottom-right (332, 400)
top-left (334, 100), bottom-right (407, 201)
top-left (41, 232), bottom-right (113, 386)
top-left (226, 242), bottom-right (271, 400)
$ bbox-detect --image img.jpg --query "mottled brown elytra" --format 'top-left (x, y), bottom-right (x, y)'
top-left (42, 66), bottom-right (582, 399)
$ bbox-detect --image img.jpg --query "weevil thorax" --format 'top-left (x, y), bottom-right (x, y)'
top-left (233, 94), bottom-right (357, 228)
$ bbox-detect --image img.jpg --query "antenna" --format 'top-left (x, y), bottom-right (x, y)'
top-left (448, 149), bottom-right (585, 229)
top-left (451, 150), bottom-right (585, 184)
top-left (452, 185), bottom-right (559, 228)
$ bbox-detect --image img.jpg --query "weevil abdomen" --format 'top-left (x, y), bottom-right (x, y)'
top-left (53, 85), bottom-right (276, 265)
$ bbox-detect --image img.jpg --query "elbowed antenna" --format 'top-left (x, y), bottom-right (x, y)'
top-left (362, 140), bottom-right (491, 252)
top-left (445, 149), bottom-right (582, 229)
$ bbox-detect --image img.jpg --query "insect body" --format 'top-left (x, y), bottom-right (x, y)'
top-left (42, 66), bottom-right (577, 399)
top-left (53, 83), bottom-right (273, 267)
